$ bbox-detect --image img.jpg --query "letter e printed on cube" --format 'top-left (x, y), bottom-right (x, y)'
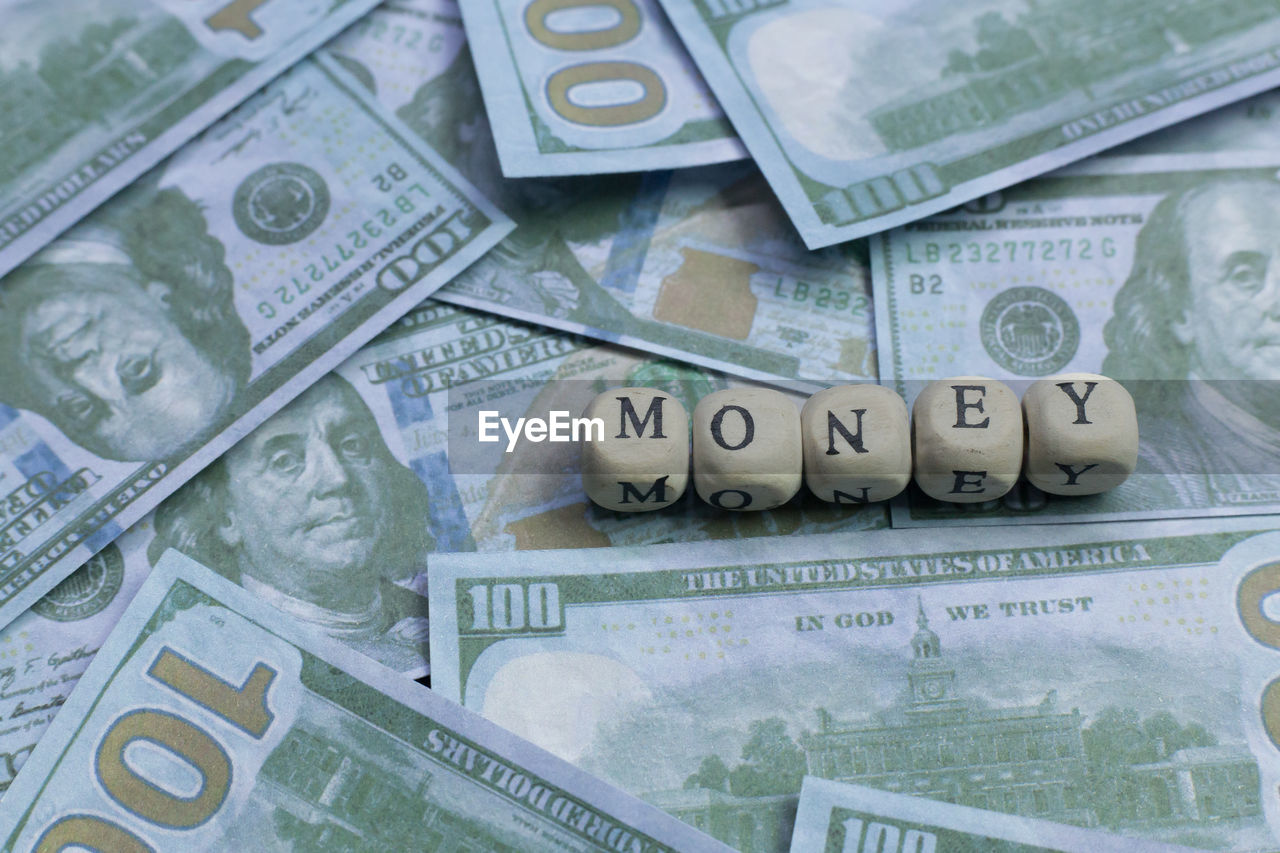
top-left (693, 388), bottom-right (801, 511)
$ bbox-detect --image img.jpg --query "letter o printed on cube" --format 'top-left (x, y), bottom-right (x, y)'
top-left (912, 376), bottom-right (1022, 503)
top-left (693, 388), bottom-right (801, 511)
top-left (580, 387), bottom-right (689, 511)
top-left (1022, 372), bottom-right (1138, 495)
top-left (802, 384), bottom-right (911, 504)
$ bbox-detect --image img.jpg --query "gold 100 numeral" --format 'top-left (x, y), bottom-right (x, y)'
top-left (204, 0), bottom-right (273, 39)
top-left (1237, 561), bottom-right (1280, 750)
top-left (35, 648), bottom-right (277, 850)
top-left (525, 0), bottom-right (666, 127)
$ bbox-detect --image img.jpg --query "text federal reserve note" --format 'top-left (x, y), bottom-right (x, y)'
top-left (790, 777), bottom-right (1197, 853)
top-left (655, 0), bottom-right (1280, 247)
top-left (327, 0), bottom-right (869, 388)
top-left (454, 0), bottom-right (745, 175)
top-left (429, 517), bottom-right (1280, 852)
top-left (0, 55), bottom-right (512, 632)
top-left (0, 0), bottom-right (387, 277)
top-left (0, 550), bottom-right (736, 852)
top-left (871, 152), bottom-right (1280, 527)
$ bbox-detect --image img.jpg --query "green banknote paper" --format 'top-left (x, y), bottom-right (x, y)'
top-left (0, 301), bottom-right (885, 799)
top-left (655, 0), bottom-right (1280, 247)
top-left (0, 55), bottom-right (512, 632)
top-left (454, 0), bottom-right (744, 175)
top-left (0, 0), bottom-right (386, 277)
top-left (871, 151), bottom-right (1280, 527)
top-left (790, 777), bottom-right (1198, 852)
top-left (0, 549), bottom-right (736, 852)
top-left (429, 517), bottom-right (1280, 852)
top-left (327, 0), bottom-right (874, 389)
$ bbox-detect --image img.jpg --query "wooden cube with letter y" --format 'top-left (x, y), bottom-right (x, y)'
top-left (912, 377), bottom-right (1023, 503)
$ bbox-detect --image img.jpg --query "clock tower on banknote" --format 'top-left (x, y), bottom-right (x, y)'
top-left (906, 599), bottom-right (963, 713)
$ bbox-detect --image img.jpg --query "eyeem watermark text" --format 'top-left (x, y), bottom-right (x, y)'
top-left (478, 411), bottom-right (604, 452)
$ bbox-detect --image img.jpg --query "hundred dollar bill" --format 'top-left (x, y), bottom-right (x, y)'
top-left (141, 302), bottom-right (885, 669)
top-left (428, 517), bottom-right (1280, 852)
top-left (790, 777), bottom-right (1197, 852)
top-left (327, 0), bottom-right (871, 389)
top-left (871, 151), bottom-right (1280, 527)
top-left (0, 301), bottom-right (885, 798)
top-left (454, 0), bottom-right (744, 175)
top-left (0, 55), bottom-right (512, 632)
top-left (655, 0), bottom-right (1280, 248)
top-left (0, 550), bottom-right (736, 852)
top-left (0, 0), bottom-right (387, 277)
top-left (873, 152), bottom-right (1280, 527)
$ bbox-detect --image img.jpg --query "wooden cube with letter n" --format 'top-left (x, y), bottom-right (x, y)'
top-left (802, 384), bottom-right (911, 504)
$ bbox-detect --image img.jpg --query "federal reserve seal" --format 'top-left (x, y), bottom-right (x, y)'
top-left (233, 162), bottom-right (330, 245)
top-left (980, 286), bottom-right (1079, 376)
top-left (31, 543), bottom-right (124, 622)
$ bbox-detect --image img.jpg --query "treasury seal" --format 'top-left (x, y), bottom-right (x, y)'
top-left (31, 543), bottom-right (124, 622)
top-left (233, 162), bottom-right (330, 245)
top-left (980, 286), bottom-right (1079, 376)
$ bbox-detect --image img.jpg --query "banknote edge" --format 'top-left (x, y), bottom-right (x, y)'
top-left (653, 0), bottom-right (1280, 249)
top-left (0, 548), bottom-right (736, 852)
top-left (0, 53), bottom-right (517, 631)
top-left (0, 0), bottom-right (387, 279)
top-left (456, 0), bottom-right (747, 176)
top-left (432, 288), bottom-right (827, 393)
top-left (789, 777), bottom-right (1201, 853)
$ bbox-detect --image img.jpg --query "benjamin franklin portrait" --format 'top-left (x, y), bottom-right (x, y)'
top-left (150, 374), bottom-right (434, 674)
top-left (0, 179), bottom-right (251, 462)
top-left (1103, 177), bottom-right (1280, 506)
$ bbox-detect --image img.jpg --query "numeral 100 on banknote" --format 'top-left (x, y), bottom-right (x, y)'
top-left (524, 0), bottom-right (665, 127)
top-left (835, 817), bottom-right (934, 853)
top-left (468, 582), bottom-right (564, 632)
top-left (34, 648), bottom-right (274, 849)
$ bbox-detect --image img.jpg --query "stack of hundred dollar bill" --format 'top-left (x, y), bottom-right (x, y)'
top-left (0, 0), bottom-right (1278, 850)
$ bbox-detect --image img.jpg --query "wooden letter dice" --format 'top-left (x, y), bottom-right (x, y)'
top-left (580, 387), bottom-right (689, 511)
top-left (693, 388), bottom-right (801, 511)
top-left (912, 376), bottom-right (1022, 503)
top-left (1022, 373), bottom-right (1138, 496)
top-left (802, 384), bottom-right (911, 504)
